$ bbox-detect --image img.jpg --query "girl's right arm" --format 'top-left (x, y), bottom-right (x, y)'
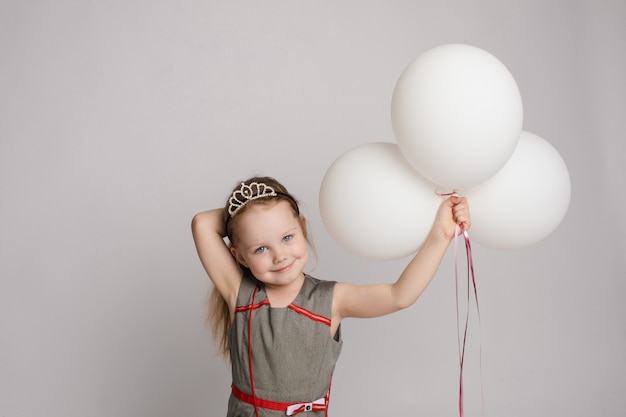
top-left (191, 209), bottom-right (242, 314)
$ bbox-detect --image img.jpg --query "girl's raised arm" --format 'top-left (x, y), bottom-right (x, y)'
top-left (191, 209), bottom-right (242, 314)
top-left (332, 196), bottom-right (470, 322)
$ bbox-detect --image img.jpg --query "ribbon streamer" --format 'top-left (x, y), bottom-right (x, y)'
top-left (454, 224), bottom-right (484, 417)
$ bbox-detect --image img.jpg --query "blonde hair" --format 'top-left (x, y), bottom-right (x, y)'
top-left (207, 176), bottom-right (312, 359)
top-left (207, 285), bottom-right (231, 358)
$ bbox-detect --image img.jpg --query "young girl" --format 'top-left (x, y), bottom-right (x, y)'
top-left (192, 176), bottom-right (470, 417)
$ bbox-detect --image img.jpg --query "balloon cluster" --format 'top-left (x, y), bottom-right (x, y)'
top-left (319, 44), bottom-right (571, 260)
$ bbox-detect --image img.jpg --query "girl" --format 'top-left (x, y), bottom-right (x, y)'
top-left (192, 176), bottom-right (470, 417)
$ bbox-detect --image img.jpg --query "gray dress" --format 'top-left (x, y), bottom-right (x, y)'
top-left (227, 272), bottom-right (343, 417)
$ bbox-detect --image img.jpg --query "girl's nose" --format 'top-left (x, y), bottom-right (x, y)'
top-left (273, 249), bottom-right (287, 263)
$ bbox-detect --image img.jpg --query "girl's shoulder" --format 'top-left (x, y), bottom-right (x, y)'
top-left (303, 274), bottom-right (337, 287)
top-left (234, 270), bottom-right (260, 302)
top-left (299, 274), bottom-right (337, 310)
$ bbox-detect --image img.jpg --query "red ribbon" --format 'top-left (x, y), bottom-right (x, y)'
top-left (454, 224), bottom-right (484, 417)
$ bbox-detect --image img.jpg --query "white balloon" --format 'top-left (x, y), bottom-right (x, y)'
top-left (463, 131), bottom-right (571, 249)
top-left (319, 142), bottom-right (442, 260)
top-left (391, 43), bottom-right (524, 189)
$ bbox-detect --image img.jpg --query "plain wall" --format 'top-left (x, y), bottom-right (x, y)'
top-left (1, 1), bottom-right (624, 416)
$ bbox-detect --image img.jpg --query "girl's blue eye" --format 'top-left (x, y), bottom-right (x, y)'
top-left (255, 246), bottom-right (267, 254)
top-left (282, 235), bottom-right (293, 243)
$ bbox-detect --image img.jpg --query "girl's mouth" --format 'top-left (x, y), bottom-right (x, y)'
top-left (273, 262), bottom-right (293, 273)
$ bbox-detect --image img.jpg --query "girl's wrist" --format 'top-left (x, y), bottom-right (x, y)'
top-left (425, 227), bottom-right (454, 248)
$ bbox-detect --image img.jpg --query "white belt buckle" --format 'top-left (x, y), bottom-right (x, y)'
top-left (285, 397), bottom-right (325, 415)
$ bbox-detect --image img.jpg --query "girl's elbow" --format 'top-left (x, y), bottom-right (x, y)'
top-left (390, 286), bottom-right (421, 311)
top-left (393, 294), bottom-right (419, 311)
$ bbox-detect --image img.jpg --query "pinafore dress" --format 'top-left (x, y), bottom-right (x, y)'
top-left (227, 272), bottom-right (343, 417)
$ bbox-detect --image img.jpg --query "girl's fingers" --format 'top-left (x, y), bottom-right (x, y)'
top-left (451, 197), bottom-right (471, 229)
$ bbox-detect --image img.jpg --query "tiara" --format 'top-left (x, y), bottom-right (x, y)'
top-left (228, 182), bottom-right (278, 216)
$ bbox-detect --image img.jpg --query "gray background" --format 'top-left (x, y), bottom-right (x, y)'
top-left (1, 1), bottom-right (624, 416)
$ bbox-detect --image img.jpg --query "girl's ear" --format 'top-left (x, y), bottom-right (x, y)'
top-left (299, 215), bottom-right (308, 239)
top-left (230, 246), bottom-right (248, 268)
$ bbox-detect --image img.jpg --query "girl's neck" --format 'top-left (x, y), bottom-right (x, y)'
top-left (264, 273), bottom-right (305, 308)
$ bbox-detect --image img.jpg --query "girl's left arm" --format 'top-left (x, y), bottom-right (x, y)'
top-left (332, 196), bottom-right (470, 322)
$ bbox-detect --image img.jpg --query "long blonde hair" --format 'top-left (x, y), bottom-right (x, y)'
top-left (207, 176), bottom-right (308, 359)
top-left (207, 285), bottom-right (231, 357)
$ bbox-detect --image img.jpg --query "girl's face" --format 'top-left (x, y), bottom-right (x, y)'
top-left (230, 200), bottom-right (308, 289)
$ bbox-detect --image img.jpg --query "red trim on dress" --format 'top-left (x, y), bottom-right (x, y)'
top-left (288, 303), bottom-right (332, 327)
top-left (235, 299), bottom-right (270, 313)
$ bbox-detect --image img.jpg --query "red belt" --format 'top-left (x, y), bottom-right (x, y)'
top-left (231, 384), bottom-right (328, 416)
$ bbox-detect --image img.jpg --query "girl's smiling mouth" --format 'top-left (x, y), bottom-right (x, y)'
top-left (273, 262), bottom-right (293, 273)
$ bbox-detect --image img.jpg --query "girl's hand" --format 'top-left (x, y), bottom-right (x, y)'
top-left (434, 196), bottom-right (471, 240)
